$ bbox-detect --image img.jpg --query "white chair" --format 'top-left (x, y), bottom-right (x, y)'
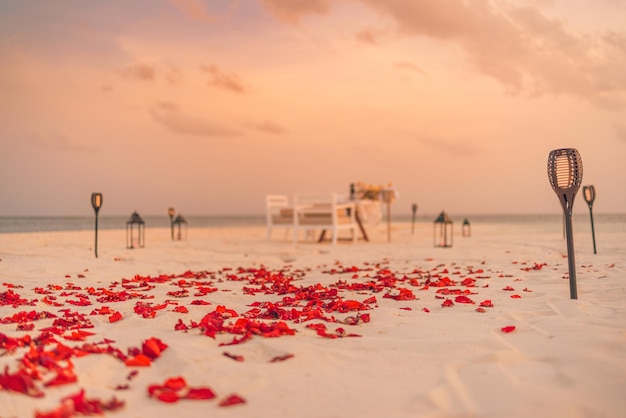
top-left (293, 193), bottom-right (357, 245)
top-left (265, 195), bottom-right (293, 240)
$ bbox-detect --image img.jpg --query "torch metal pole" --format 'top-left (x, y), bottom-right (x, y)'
top-left (563, 210), bottom-right (577, 299)
top-left (589, 205), bottom-right (597, 255)
top-left (94, 212), bottom-right (99, 258)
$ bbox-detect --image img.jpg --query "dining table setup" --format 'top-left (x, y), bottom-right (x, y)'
top-left (265, 182), bottom-right (398, 244)
top-left (350, 181), bottom-right (398, 242)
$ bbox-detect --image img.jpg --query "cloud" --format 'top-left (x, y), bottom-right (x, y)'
top-left (165, 65), bottom-right (183, 85)
top-left (260, 0), bottom-right (332, 24)
top-left (359, 0), bottom-right (487, 40)
top-left (167, 0), bottom-right (216, 23)
top-left (249, 120), bottom-right (287, 135)
top-left (394, 61), bottom-right (426, 75)
top-left (150, 102), bottom-right (242, 138)
top-left (260, 0), bottom-right (626, 108)
top-left (117, 63), bottom-right (183, 86)
top-left (201, 65), bottom-right (248, 94)
top-left (500, 5), bottom-right (626, 106)
top-left (355, 29), bottom-right (380, 46)
top-left (357, 0), bottom-right (626, 107)
top-left (22, 131), bottom-right (95, 153)
top-left (119, 64), bottom-right (157, 82)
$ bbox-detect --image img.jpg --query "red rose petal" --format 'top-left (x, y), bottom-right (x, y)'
top-left (185, 387), bottom-right (216, 400)
top-left (125, 353), bottom-right (151, 367)
top-left (218, 394), bottom-right (246, 407)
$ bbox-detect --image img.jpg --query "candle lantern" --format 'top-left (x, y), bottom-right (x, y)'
top-left (582, 185), bottom-right (597, 254)
top-left (168, 207), bottom-right (175, 240)
top-left (126, 211), bottom-right (145, 249)
top-left (433, 211), bottom-right (453, 247)
top-left (462, 218), bottom-right (471, 237)
top-left (173, 214), bottom-right (187, 241)
top-left (548, 148), bottom-right (583, 299)
top-left (91, 193), bottom-right (103, 258)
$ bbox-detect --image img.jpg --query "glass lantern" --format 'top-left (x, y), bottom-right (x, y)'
top-left (433, 211), bottom-right (453, 248)
top-left (126, 211), bottom-right (145, 249)
top-left (462, 218), bottom-right (471, 237)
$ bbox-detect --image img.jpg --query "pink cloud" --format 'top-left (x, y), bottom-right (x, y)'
top-left (394, 61), bottom-right (426, 75)
top-left (119, 64), bottom-right (157, 82)
top-left (250, 120), bottom-right (287, 135)
top-left (260, 0), bottom-right (332, 24)
top-left (165, 66), bottom-right (183, 85)
top-left (355, 29), bottom-right (379, 46)
top-left (151, 102), bottom-right (242, 138)
top-left (117, 63), bottom-right (183, 86)
top-left (22, 131), bottom-right (95, 153)
top-left (202, 65), bottom-right (248, 94)
top-left (259, 0), bottom-right (626, 107)
top-left (167, 0), bottom-right (216, 23)
top-left (358, 0), bottom-right (626, 107)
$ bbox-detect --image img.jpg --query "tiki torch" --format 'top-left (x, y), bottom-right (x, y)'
top-left (583, 185), bottom-right (597, 254)
top-left (91, 193), bottom-right (103, 258)
top-left (168, 207), bottom-right (175, 240)
top-left (411, 203), bottom-right (417, 235)
top-left (548, 148), bottom-right (583, 299)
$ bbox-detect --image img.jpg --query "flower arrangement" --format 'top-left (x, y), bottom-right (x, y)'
top-left (353, 182), bottom-right (395, 201)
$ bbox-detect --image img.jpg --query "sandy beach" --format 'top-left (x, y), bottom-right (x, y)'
top-left (1, 219), bottom-right (625, 418)
top-left (3, 1), bottom-right (625, 416)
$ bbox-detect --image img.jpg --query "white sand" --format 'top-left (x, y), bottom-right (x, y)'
top-left (0, 221), bottom-right (625, 417)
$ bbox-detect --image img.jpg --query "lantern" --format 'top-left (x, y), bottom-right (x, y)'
top-left (173, 214), bottom-right (187, 241)
top-left (582, 185), bottom-right (597, 254)
top-left (168, 207), bottom-right (175, 240)
top-left (462, 218), bottom-right (471, 237)
top-left (91, 193), bottom-right (103, 258)
top-left (126, 211), bottom-right (145, 249)
top-left (433, 211), bottom-right (453, 247)
top-left (548, 148), bottom-right (583, 299)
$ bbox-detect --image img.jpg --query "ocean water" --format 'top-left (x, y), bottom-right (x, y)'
top-left (0, 214), bottom-right (624, 235)
top-left (0, 215), bottom-right (266, 234)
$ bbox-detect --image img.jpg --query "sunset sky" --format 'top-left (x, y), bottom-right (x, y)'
top-left (1, 0), bottom-right (625, 217)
